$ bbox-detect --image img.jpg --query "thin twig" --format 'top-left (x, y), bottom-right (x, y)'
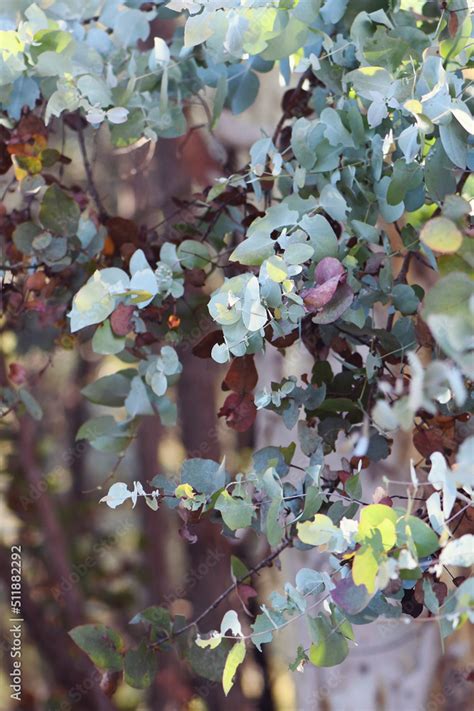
top-left (151, 537), bottom-right (292, 648)
top-left (76, 121), bottom-right (108, 220)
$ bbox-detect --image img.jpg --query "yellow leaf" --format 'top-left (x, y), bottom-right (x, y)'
top-left (175, 483), bottom-right (195, 499)
top-left (352, 546), bottom-right (379, 594)
top-left (128, 289), bottom-right (154, 304)
top-left (266, 256), bottom-right (288, 283)
top-left (223, 640), bottom-right (246, 696)
top-left (358, 504), bottom-right (397, 551)
top-left (420, 217), bottom-right (463, 254)
top-left (404, 99), bottom-right (422, 114)
top-left (297, 514), bottom-right (339, 546)
top-left (14, 164), bottom-right (27, 182)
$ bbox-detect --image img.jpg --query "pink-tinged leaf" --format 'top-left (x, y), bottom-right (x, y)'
top-left (301, 274), bottom-right (342, 310)
top-left (237, 583), bottom-right (258, 607)
top-left (8, 362), bottom-right (27, 385)
top-left (331, 574), bottom-right (373, 615)
top-left (314, 257), bottom-right (345, 283)
top-left (312, 283), bottom-right (354, 324)
top-left (302, 257), bottom-right (347, 312)
top-left (110, 304), bottom-right (135, 336)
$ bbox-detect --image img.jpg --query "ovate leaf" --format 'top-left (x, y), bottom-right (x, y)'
top-left (69, 624), bottom-right (124, 671)
top-left (308, 614), bottom-right (348, 667)
top-left (215, 490), bottom-right (254, 530)
top-left (39, 184), bottom-right (80, 236)
top-left (92, 320), bottom-right (126, 355)
top-left (396, 515), bottom-right (439, 557)
top-left (81, 371), bottom-right (133, 406)
top-left (420, 217), bottom-right (463, 254)
top-left (297, 514), bottom-right (340, 546)
top-left (357, 504), bottom-right (397, 550)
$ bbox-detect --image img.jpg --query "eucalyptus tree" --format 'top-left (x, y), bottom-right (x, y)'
top-left (1, 0), bottom-right (472, 697)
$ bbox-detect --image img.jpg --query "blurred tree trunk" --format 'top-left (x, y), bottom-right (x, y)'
top-left (130, 131), bottom-right (240, 708)
top-left (0, 546), bottom-right (115, 711)
top-left (177, 344), bottom-right (248, 710)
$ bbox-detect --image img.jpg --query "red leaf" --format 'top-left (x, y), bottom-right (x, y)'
top-left (218, 392), bottom-right (256, 432)
top-left (222, 355), bottom-right (258, 393)
top-left (8, 363), bottom-right (27, 385)
top-left (448, 11), bottom-right (459, 38)
top-left (192, 330), bottom-right (224, 358)
top-left (338, 470), bottom-right (351, 486)
top-left (25, 272), bottom-right (46, 291)
top-left (110, 304), bottom-right (135, 336)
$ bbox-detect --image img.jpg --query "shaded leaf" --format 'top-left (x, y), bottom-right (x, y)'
top-left (308, 614), bottom-right (348, 667)
top-left (192, 330), bottom-right (224, 358)
top-left (331, 574), bottom-right (374, 615)
top-left (39, 184), bottom-right (80, 236)
top-left (124, 641), bottom-right (158, 689)
top-left (218, 392), bottom-right (257, 432)
top-left (69, 624), bottom-right (124, 672)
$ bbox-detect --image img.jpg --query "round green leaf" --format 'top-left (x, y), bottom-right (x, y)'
top-left (396, 515), bottom-right (439, 558)
top-left (177, 240), bottom-right (210, 269)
